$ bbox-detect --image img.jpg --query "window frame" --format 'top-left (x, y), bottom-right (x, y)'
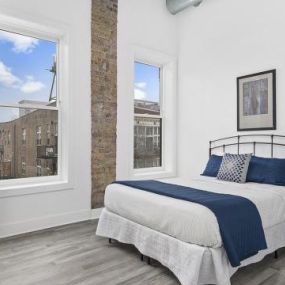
top-left (0, 13), bottom-right (73, 197)
top-left (130, 47), bottom-right (177, 179)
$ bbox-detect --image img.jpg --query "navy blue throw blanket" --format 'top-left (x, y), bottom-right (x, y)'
top-left (114, 180), bottom-right (267, 267)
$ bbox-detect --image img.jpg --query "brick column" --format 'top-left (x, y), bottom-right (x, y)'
top-left (91, 0), bottom-right (118, 208)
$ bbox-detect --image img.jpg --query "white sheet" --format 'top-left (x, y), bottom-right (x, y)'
top-left (104, 176), bottom-right (285, 247)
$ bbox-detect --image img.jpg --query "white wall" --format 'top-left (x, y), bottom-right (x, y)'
top-left (0, 0), bottom-right (91, 237)
top-left (117, 0), bottom-right (178, 179)
top-left (177, 0), bottom-right (285, 181)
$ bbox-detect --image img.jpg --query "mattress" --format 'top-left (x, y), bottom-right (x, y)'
top-left (104, 176), bottom-right (285, 248)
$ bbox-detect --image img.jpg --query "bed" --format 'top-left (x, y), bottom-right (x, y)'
top-left (96, 134), bottom-right (285, 285)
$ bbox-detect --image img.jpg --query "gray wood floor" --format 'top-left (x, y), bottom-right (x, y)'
top-left (1, 221), bottom-right (285, 285)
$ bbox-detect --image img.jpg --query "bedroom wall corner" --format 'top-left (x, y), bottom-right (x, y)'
top-left (176, 0), bottom-right (285, 181)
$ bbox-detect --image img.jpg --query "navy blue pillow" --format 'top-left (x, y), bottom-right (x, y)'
top-left (202, 155), bottom-right (223, 177)
top-left (247, 156), bottom-right (285, 186)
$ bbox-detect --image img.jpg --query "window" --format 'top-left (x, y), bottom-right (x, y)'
top-left (54, 122), bottom-right (58, 137)
top-left (7, 131), bottom-right (11, 145)
top-left (21, 158), bottom-right (26, 176)
top-left (46, 124), bottom-right (51, 145)
top-left (129, 47), bottom-right (177, 179)
top-left (0, 29), bottom-right (58, 180)
top-left (36, 159), bottom-right (42, 176)
top-left (22, 128), bottom-right (26, 144)
top-left (134, 62), bottom-right (162, 169)
top-left (36, 126), bottom-right (42, 145)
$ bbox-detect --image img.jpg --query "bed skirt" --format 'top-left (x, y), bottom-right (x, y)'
top-left (96, 208), bottom-right (285, 285)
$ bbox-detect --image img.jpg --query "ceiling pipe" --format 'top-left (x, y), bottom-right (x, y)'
top-left (166, 0), bottom-right (203, 15)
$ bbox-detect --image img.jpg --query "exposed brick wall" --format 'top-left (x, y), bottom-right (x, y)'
top-left (91, 0), bottom-right (118, 208)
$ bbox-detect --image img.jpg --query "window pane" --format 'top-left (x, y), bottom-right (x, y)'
top-left (134, 62), bottom-right (160, 115)
top-left (0, 30), bottom-right (57, 106)
top-left (134, 62), bottom-right (162, 169)
top-left (134, 117), bottom-right (161, 169)
top-left (0, 107), bottom-right (58, 179)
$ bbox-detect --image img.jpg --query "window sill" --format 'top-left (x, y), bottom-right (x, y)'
top-left (0, 180), bottom-right (74, 198)
top-left (132, 169), bottom-right (176, 180)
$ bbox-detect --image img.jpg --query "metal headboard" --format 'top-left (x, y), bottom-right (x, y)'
top-left (209, 134), bottom-right (285, 158)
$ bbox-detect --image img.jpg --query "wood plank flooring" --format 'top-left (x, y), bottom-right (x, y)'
top-left (1, 220), bottom-right (285, 285)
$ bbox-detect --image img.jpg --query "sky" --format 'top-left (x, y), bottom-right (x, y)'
top-left (0, 30), bottom-right (56, 122)
top-left (134, 62), bottom-right (160, 103)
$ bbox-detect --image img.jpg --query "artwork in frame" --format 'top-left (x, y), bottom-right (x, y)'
top-left (237, 69), bottom-right (276, 131)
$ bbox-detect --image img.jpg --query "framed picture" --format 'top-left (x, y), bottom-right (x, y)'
top-left (237, 69), bottom-right (276, 131)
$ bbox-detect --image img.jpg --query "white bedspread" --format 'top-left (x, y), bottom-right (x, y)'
top-left (104, 176), bottom-right (285, 247)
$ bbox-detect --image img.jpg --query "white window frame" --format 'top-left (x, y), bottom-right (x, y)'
top-left (130, 47), bottom-right (177, 179)
top-left (0, 13), bottom-right (73, 198)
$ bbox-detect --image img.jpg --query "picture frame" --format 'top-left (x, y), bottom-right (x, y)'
top-left (237, 69), bottom-right (276, 131)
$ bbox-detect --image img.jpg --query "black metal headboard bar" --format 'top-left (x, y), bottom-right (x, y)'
top-left (211, 134), bottom-right (285, 144)
top-left (209, 134), bottom-right (285, 158)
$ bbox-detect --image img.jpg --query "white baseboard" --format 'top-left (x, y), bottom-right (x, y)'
top-left (0, 209), bottom-right (91, 239)
top-left (0, 207), bottom-right (104, 239)
top-left (91, 207), bottom-right (103, 219)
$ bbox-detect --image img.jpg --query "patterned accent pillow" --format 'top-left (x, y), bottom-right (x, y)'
top-left (217, 153), bottom-right (252, 183)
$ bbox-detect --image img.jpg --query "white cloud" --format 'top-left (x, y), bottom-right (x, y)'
top-left (135, 82), bottom-right (147, 89)
top-left (20, 79), bottom-right (45, 94)
top-left (0, 30), bottom-right (39, 53)
top-left (26, 75), bottom-right (34, 81)
top-left (0, 61), bottom-right (21, 87)
top-left (0, 61), bottom-right (44, 94)
top-left (10, 108), bottom-right (19, 120)
top-left (134, 88), bottom-right (147, 100)
top-left (134, 81), bottom-right (147, 100)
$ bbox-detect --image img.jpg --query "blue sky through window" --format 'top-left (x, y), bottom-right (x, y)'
top-left (134, 62), bottom-right (160, 103)
top-left (0, 30), bottom-right (56, 122)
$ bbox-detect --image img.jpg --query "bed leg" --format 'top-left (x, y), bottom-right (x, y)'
top-left (108, 238), bottom-right (112, 244)
top-left (140, 254), bottom-right (144, 261)
top-left (274, 250), bottom-right (278, 259)
top-left (147, 257), bottom-right (151, 265)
